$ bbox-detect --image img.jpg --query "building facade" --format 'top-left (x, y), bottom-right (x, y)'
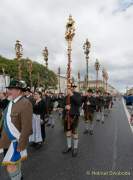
top-left (56, 75), bottom-right (118, 95)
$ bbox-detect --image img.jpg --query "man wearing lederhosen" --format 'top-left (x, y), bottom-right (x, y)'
top-left (95, 90), bottom-right (105, 124)
top-left (0, 80), bottom-right (32, 180)
top-left (82, 89), bottom-right (96, 135)
top-left (104, 92), bottom-right (111, 117)
top-left (62, 84), bottom-right (82, 157)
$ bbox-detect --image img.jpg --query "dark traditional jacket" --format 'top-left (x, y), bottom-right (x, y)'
top-left (95, 96), bottom-right (105, 108)
top-left (33, 99), bottom-right (46, 120)
top-left (82, 95), bottom-right (96, 113)
top-left (63, 91), bottom-right (82, 117)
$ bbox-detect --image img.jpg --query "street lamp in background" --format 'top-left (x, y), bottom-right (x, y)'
top-left (102, 68), bottom-right (106, 92)
top-left (42, 47), bottom-right (48, 69)
top-left (2, 67), bottom-right (6, 92)
top-left (15, 40), bottom-right (23, 80)
top-left (58, 67), bottom-right (61, 93)
top-left (105, 70), bottom-right (109, 93)
top-left (95, 59), bottom-right (100, 91)
top-left (37, 72), bottom-right (40, 88)
top-left (78, 71), bottom-right (81, 92)
top-left (27, 58), bottom-right (33, 88)
top-left (42, 47), bottom-right (49, 90)
top-left (83, 39), bottom-right (91, 90)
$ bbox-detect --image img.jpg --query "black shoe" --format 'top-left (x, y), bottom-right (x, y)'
top-left (29, 142), bottom-right (37, 147)
top-left (72, 148), bottom-right (78, 157)
top-left (21, 175), bottom-right (24, 180)
top-left (62, 147), bottom-right (72, 154)
top-left (83, 130), bottom-right (89, 134)
top-left (101, 121), bottom-right (104, 124)
top-left (89, 130), bottom-right (94, 135)
top-left (35, 143), bottom-right (43, 149)
top-left (51, 125), bottom-right (55, 128)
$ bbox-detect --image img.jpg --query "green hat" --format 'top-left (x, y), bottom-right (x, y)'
top-left (7, 80), bottom-right (27, 91)
top-left (25, 86), bottom-right (31, 92)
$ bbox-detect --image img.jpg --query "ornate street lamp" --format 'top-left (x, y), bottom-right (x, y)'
top-left (58, 67), bottom-right (61, 93)
top-left (78, 71), bottom-right (80, 92)
top-left (42, 47), bottom-right (48, 68)
top-left (15, 40), bottom-right (23, 80)
top-left (2, 67), bottom-right (6, 92)
top-left (65, 15), bottom-right (75, 129)
top-left (95, 59), bottom-right (100, 91)
top-left (102, 68), bottom-right (106, 92)
top-left (83, 39), bottom-right (91, 90)
top-left (27, 58), bottom-right (33, 88)
top-left (105, 70), bottom-right (109, 93)
top-left (42, 46), bottom-right (49, 90)
top-left (37, 72), bottom-right (40, 88)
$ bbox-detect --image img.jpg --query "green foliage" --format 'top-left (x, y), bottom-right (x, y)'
top-left (0, 55), bottom-right (58, 89)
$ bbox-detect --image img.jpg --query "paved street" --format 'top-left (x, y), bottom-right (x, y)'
top-left (1, 99), bottom-right (133, 180)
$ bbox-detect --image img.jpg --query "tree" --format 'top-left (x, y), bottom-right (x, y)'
top-left (0, 55), bottom-right (58, 89)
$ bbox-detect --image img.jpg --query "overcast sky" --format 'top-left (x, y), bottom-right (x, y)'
top-left (0, 0), bottom-right (133, 92)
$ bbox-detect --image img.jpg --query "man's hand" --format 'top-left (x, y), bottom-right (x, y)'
top-left (65, 105), bottom-right (71, 110)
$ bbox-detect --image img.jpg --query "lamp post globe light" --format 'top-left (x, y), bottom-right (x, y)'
top-left (83, 39), bottom-right (91, 91)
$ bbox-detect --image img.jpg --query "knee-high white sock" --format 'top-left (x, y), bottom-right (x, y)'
top-left (67, 137), bottom-right (72, 148)
top-left (85, 121), bottom-right (89, 130)
top-left (8, 168), bottom-right (22, 180)
top-left (89, 121), bottom-right (94, 131)
top-left (101, 111), bottom-right (104, 122)
top-left (73, 138), bottom-right (78, 149)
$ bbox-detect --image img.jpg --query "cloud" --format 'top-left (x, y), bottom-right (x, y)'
top-left (0, 0), bottom-right (133, 92)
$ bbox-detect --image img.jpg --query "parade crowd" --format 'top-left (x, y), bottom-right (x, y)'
top-left (0, 79), bottom-right (115, 180)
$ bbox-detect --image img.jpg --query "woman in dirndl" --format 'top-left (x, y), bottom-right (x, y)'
top-left (29, 91), bottom-right (45, 149)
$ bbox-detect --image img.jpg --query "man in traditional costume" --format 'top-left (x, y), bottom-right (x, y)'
top-left (62, 84), bottom-right (82, 157)
top-left (0, 79), bottom-right (32, 180)
top-left (82, 89), bottom-right (96, 135)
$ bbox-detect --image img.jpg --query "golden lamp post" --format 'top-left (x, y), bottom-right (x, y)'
top-left (15, 40), bottom-right (23, 80)
top-left (2, 67), bottom-right (7, 92)
top-left (27, 58), bottom-right (33, 88)
top-left (65, 15), bottom-right (75, 90)
top-left (58, 67), bottom-right (61, 93)
top-left (104, 70), bottom-right (109, 93)
top-left (65, 15), bottom-right (75, 129)
top-left (95, 59), bottom-right (100, 91)
top-left (102, 68), bottom-right (105, 92)
top-left (37, 72), bottom-right (40, 88)
top-left (42, 47), bottom-right (48, 68)
top-left (83, 39), bottom-right (91, 90)
top-left (78, 71), bottom-right (81, 92)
